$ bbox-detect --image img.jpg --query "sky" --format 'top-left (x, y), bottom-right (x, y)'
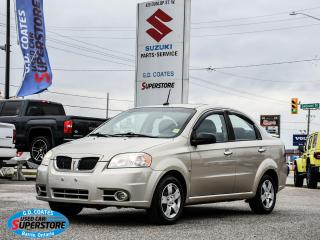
top-left (0, 0), bottom-right (320, 148)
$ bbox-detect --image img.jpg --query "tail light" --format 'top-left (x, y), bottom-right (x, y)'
top-left (314, 152), bottom-right (320, 159)
top-left (16, 152), bottom-right (23, 157)
top-left (64, 120), bottom-right (73, 134)
top-left (13, 129), bottom-right (16, 144)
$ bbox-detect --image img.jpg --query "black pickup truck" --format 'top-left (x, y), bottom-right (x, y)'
top-left (0, 99), bottom-right (106, 164)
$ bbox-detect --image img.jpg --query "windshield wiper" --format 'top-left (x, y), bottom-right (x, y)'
top-left (112, 132), bottom-right (158, 138)
top-left (88, 132), bottom-right (112, 138)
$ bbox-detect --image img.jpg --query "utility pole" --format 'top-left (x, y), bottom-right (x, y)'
top-left (5, 0), bottom-right (11, 99)
top-left (307, 109), bottom-right (311, 136)
top-left (106, 92), bottom-right (109, 119)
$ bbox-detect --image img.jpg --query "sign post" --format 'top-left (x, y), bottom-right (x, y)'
top-left (135, 0), bottom-right (191, 107)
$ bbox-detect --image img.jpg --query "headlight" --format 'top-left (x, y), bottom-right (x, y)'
top-left (108, 153), bottom-right (152, 169)
top-left (41, 150), bottom-right (53, 166)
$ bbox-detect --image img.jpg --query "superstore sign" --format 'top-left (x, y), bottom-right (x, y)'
top-left (7, 209), bottom-right (69, 238)
top-left (135, 0), bottom-right (191, 106)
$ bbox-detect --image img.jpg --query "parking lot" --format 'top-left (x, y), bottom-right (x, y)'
top-left (1, 176), bottom-right (320, 240)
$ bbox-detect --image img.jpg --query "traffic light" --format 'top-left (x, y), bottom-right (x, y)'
top-left (291, 98), bottom-right (299, 114)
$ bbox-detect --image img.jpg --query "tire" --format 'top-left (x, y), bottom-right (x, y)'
top-left (248, 175), bottom-right (276, 214)
top-left (147, 176), bottom-right (185, 225)
top-left (294, 166), bottom-right (304, 187)
top-left (29, 136), bottom-right (51, 165)
top-left (49, 202), bottom-right (83, 217)
top-left (306, 166), bottom-right (318, 189)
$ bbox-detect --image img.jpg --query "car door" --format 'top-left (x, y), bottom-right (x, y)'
top-left (190, 111), bottom-right (236, 197)
top-left (227, 112), bottom-right (267, 193)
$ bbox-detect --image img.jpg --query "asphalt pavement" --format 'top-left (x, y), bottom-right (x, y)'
top-left (1, 177), bottom-right (320, 240)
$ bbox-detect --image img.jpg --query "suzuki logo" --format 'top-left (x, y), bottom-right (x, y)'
top-left (146, 9), bottom-right (173, 42)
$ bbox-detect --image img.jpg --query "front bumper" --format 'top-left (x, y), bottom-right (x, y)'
top-left (36, 161), bottom-right (163, 208)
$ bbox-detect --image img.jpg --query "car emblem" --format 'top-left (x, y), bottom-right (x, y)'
top-left (72, 159), bottom-right (80, 171)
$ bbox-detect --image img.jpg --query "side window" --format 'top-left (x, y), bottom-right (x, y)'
top-left (44, 104), bottom-right (65, 115)
top-left (0, 101), bottom-right (22, 116)
top-left (229, 114), bottom-right (258, 141)
top-left (313, 134), bottom-right (318, 149)
top-left (307, 135), bottom-right (314, 150)
top-left (196, 114), bottom-right (228, 142)
top-left (26, 103), bottom-right (45, 116)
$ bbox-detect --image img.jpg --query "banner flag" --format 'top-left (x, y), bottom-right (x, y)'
top-left (15, 0), bottom-right (52, 97)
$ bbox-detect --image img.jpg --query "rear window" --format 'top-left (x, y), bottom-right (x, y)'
top-left (0, 101), bottom-right (22, 116)
top-left (26, 102), bottom-right (65, 116)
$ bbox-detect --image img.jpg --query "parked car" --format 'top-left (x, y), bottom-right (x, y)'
top-left (0, 122), bottom-right (16, 166)
top-left (36, 105), bottom-right (287, 224)
top-left (0, 100), bottom-right (105, 164)
top-left (294, 131), bottom-right (320, 189)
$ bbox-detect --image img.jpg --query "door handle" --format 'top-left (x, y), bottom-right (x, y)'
top-left (224, 151), bottom-right (233, 156)
top-left (258, 148), bottom-right (266, 153)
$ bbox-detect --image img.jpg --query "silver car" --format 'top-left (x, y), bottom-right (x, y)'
top-left (36, 105), bottom-right (287, 224)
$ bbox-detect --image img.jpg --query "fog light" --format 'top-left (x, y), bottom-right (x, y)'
top-left (114, 191), bottom-right (129, 202)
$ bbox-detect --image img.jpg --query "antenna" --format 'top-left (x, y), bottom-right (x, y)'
top-left (163, 89), bottom-right (171, 106)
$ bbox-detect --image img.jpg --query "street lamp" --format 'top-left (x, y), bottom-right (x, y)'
top-left (290, 11), bottom-right (320, 21)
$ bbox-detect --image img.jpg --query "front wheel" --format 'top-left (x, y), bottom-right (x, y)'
top-left (294, 166), bottom-right (304, 187)
top-left (147, 176), bottom-right (185, 225)
top-left (306, 166), bottom-right (318, 189)
top-left (248, 175), bottom-right (276, 214)
top-left (49, 202), bottom-right (83, 217)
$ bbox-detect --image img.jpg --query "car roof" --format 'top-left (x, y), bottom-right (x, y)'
top-left (0, 99), bottom-right (62, 105)
top-left (135, 104), bottom-right (240, 112)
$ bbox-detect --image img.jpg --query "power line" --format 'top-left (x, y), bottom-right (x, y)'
top-left (213, 69), bottom-right (320, 83)
top-left (199, 57), bottom-right (320, 70)
top-left (47, 37), bottom-right (135, 63)
top-left (0, 29), bottom-right (136, 67)
top-left (190, 75), bottom-right (288, 105)
top-left (0, 82), bottom-right (134, 103)
top-left (63, 104), bottom-right (124, 112)
top-left (47, 30), bottom-right (135, 58)
top-left (191, 16), bottom-right (308, 29)
top-left (2, 56), bottom-right (320, 72)
top-left (193, 23), bottom-right (320, 38)
top-left (48, 45), bottom-right (135, 67)
top-left (189, 81), bottom-right (282, 105)
top-left (192, 5), bottom-right (320, 24)
top-left (47, 90), bottom-right (133, 102)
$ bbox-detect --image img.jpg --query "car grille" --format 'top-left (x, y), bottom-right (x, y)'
top-left (55, 156), bottom-right (99, 171)
top-left (77, 157), bottom-right (99, 170)
top-left (52, 188), bottom-right (89, 200)
top-left (56, 156), bottom-right (72, 170)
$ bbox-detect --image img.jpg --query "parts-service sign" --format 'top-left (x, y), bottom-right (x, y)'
top-left (7, 209), bottom-right (69, 239)
top-left (136, 0), bottom-right (191, 107)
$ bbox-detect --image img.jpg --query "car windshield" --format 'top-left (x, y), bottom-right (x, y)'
top-left (91, 107), bottom-right (196, 138)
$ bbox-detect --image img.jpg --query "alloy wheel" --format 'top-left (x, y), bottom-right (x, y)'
top-left (31, 139), bottom-right (48, 163)
top-left (161, 183), bottom-right (181, 219)
top-left (260, 179), bottom-right (275, 209)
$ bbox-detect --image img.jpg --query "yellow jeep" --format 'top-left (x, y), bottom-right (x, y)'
top-left (294, 132), bottom-right (320, 188)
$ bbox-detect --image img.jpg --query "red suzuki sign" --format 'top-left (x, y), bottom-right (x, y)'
top-left (146, 9), bottom-right (173, 42)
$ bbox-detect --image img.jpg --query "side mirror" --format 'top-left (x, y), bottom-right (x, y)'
top-left (298, 145), bottom-right (305, 153)
top-left (191, 132), bottom-right (217, 146)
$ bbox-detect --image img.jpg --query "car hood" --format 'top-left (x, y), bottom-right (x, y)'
top-left (52, 137), bottom-right (172, 161)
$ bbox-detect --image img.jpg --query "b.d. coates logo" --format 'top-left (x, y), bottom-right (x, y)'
top-left (146, 9), bottom-right (173, 42)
